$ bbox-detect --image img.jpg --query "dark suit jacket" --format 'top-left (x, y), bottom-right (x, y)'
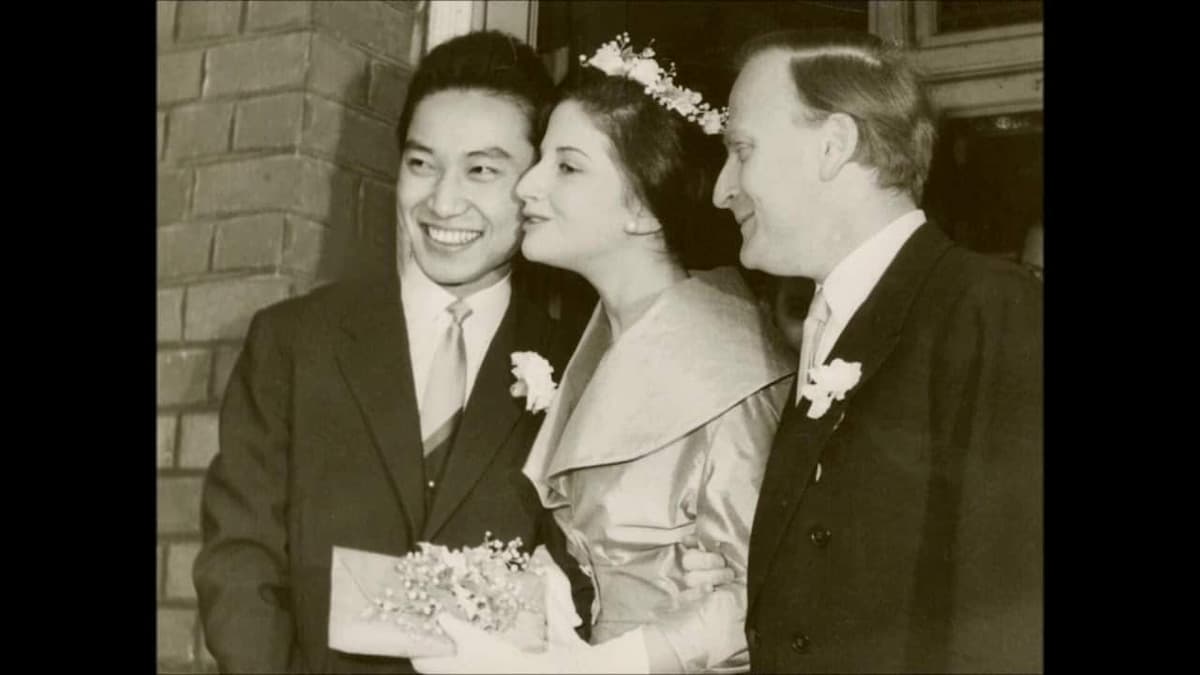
top-left (746, 223), bottom-right (1043, 673)
top-left (193, 274), bottom-right (588, 673)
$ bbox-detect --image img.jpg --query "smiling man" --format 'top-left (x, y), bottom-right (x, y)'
top-left (192, 32), bottom-right (585, 674)
top-left (713, 29), bottom-right (1044, 673)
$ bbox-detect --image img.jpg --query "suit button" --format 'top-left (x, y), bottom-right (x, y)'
top-left (809, 526), bottom-right (832, 548)
top-left (745, 627), bottom-right (760, 649)
top-left (790, 632), bottom-right (811, 654)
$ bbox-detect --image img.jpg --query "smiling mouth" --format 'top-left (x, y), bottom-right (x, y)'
top-left (422, 224), bottom-right (483, 246)
top-left (521, 214), bottom-right (549, 228)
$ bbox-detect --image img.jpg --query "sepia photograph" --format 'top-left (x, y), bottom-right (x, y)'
top-left (157, 1), bottom-right (1044, 672)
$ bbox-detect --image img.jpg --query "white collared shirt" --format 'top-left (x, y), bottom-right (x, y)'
top-left (811, 209), bottom-right (926, 367)
top-left (401, 263), bottom-right (512, 411)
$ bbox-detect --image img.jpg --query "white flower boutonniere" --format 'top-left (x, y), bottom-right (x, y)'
top-left (509, 352), bottom-right (558, 414)
top-left (799, 358), bottom-right (863, 420)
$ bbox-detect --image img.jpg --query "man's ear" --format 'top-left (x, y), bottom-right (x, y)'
top-left (818, 112), bottom-right (860, 182)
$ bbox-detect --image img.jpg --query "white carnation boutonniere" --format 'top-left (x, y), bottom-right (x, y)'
top-left (799, 358), bottom-right (862, 420)
top-left (509, 352), bottom-right (558, 414)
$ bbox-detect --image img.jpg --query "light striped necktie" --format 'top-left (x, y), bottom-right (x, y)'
top-left (421, 299), bottom-right (473, 457)
top-left (795, 288), bottom-right (831, 406)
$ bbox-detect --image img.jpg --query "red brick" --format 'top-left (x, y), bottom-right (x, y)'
top-left (158, 111), bottom-right (167, 161)
top-left (194, 156), bottom-right (301, 216)
top-left (360, 178), bottom-right (395, 245)
top-left (158, 168), bottom-right (192, 225)
top-left (368, 61), bottom-right (409, 119)
top-left (165, 541), bottom-right (201, 600)
top-left (179, 412), bottom-right (220, 469)
top-left (158, 413), bottom-right (179, 468)
top-left (167, 103), bottom-right (234, 160)
top-left (211, 344), bottom-right (242, 399)
top-left (204, 33), bottom-right (309, 97)
top-left (310, 34), bottom-right (368, 106)
top-left (177, 0), bottom-right (242, 42)
top-left (158, 476), bottom-right (204, 535)
top-left (295, 158), bottom-right (360, 230)
top-left (303, 95), bottom-right (398, 177)
top-left (184, 276), bottom-right (292, 341)
top-left (157, 1), bottom-right (177, 46)
top-left (159, 287), bottom-right (184, 343)
top-left (246, 0), bottom-right (312, 32)
top-left (158, 349), bottom-right (213, 406)
top-left (213, 214), bottom-right (285, 270)
top-left (313, 1), bottom-right (415, 64)
top-left (157, 608), bottom-right (197, 665)
top-left (158, 223), bottom-right (213, 280)
top-left (193, 156), bottom-right (357, 231)
top-left (234, 93), bottom-right (303, 151)
top-left (283, 216), bottom-right (331, 277)
top-left (158, 50), bottom-right (204, 105)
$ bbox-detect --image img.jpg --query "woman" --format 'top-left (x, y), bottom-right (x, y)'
top-left (414, 36), bottom-right (795, 674)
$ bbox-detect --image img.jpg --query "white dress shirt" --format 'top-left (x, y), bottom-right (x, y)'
top-left (810, 209), bottom-right (926, 367)
top-left (401, 263), bottom-right (512, 412)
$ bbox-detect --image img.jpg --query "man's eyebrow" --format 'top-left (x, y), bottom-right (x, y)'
top-left (402, 139), bottom-right (432, 154)
top-left (467, 146), bottom-right (514, 161)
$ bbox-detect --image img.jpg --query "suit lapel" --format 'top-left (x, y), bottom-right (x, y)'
top-left (748, 223), bottom-right (954, 610)
top-left (421, 293), bottom-right (550, 540)
top-left (334, 277), bottom-right (427, 537)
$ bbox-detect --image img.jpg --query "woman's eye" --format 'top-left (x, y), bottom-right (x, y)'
top-left (734, 146), bottom-right (751, 162)
top-left (557, 163), bottom-right (578, 174)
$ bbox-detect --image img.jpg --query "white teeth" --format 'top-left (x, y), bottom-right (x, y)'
top-left (425, 226), bottom-right (482, 246)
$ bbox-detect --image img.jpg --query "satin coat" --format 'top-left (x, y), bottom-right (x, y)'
top-left (523, 268), bottom-right (795, 673)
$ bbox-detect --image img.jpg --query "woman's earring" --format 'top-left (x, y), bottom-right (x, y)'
top-left (624, 220), bottom-right (639, 234)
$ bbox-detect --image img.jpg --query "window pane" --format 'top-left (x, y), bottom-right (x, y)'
top-left (936, 1), bottom-right (1043, 34)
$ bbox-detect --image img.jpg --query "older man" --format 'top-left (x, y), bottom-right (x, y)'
top-left (713, 29), bottom-right (1043, 673)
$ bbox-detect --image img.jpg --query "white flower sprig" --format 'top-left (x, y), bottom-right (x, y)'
top-left (509, 352), bottom-right (558, 414)
top-left (799, 358), bottom-right (863, 420)
top-left (579, 33), bottom-right (728, 135)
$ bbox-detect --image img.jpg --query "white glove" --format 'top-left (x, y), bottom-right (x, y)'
top-left (412, 614), bottom-right (650, 674)
top-left (411, 544), bottom-right (651, 674)
top-left (530, 544), bottom-right (586, 648)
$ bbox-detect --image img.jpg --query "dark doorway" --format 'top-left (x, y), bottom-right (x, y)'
top-left (923, 111), bottom-right (1044, 272)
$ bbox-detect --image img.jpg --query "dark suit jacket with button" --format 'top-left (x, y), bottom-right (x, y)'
top-left (193, 272), bottom-right (590, 674)
top-left (746, 223), bottom-right (1043, 674)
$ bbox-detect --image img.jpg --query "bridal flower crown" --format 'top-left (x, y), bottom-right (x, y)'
top-left (579, 33), bottom-right (728, 135)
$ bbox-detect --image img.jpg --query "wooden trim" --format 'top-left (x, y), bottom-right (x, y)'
top-left (426, 0), bottom-right (481, 50)
top-left (913, 0), bottom-right (1042, 48)
top-left (869, 1), bottom-right (913, 46)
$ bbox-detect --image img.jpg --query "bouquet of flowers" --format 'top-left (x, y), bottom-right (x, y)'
top-left (328, 535), bottom-right (548, 658)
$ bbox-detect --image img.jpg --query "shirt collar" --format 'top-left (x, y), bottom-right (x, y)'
top-left (400, 261), bottom-right (512, 324)
top-left (820, 209), bottom-right (926, 323)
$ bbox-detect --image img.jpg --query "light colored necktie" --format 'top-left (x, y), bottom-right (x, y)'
top-left (795, 288), bottom-right (831, 405)
top-left (421, 299), bottom-right (473, 457)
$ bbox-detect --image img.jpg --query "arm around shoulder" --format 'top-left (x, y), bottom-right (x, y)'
top-left (655, 379), bottom-right (791, 672)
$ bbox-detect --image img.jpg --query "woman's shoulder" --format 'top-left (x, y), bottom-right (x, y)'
top-left (668, 266), bottom-right (796, 377)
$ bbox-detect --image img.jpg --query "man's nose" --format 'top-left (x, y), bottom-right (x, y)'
top-left (712, 157), bottom-right (738, 209)
top-left (428, 172), bottom-right (467, 218)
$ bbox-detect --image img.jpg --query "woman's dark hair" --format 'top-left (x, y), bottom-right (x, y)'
top-left (396, 30), bottom-right (555, 147)
top-left (559, 71), bottom-right (738, 270)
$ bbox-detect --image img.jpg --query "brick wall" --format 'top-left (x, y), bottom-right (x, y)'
top-left (156, 2), bottom-right (422, 671)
